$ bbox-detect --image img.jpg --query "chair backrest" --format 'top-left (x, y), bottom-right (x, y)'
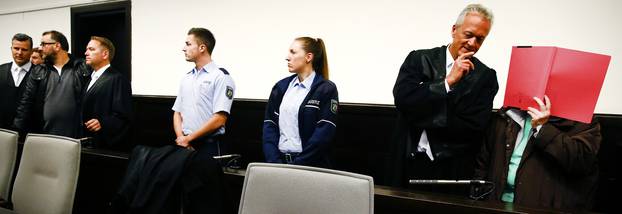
top-left (0, 129), bottom-right (18, 200)
top-left (12, 134), bottom-right (81, 214)
top-left (238, 163), bottom-right (374, 214)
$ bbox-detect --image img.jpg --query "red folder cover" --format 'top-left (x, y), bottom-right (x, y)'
top-left (503, 46), bottom-right (611, 123)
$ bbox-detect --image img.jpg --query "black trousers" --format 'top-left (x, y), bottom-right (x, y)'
top-left (182, 136), bottom-right (234, 214)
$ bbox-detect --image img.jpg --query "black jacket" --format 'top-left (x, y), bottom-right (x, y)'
top-left (0, 62), bottom-right (31, 129)
top-left (113, 145), bottom-right (194, 214)
top-left (13, 56), bottom-right (91, 135)
top-left (81, 66), bottom-right (132, 149)
top-left (112, 145), bottom-right (232, 214)
top-left (474, 109), bottom-right (601, 210)
top-left (391, 46), bottom-right (498, 185)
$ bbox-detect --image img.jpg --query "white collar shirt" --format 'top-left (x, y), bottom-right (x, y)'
top-left (278, 71), bottom-right (316, 153)
top-left (171, 61), bottom-right (236, 136)
top-left (10, 61), bottom-right (31, 86)
top-left (87, 63), bottom-right (110, 91)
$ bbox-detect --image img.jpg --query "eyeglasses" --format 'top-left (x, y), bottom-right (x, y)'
top-left (40, 42), bottom-right (57, 46)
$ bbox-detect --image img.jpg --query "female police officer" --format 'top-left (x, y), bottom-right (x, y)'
top-left (262, 37), bottom-right (339, 168)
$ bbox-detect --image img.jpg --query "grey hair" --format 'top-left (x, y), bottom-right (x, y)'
top-left (454, 4), bottom-right (494, 26)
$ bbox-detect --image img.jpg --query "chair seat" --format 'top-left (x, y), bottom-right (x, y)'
top-left (0, 129), bottom-right (18, 201)
top-left (12, 134), bottom-right (81, 214)
top-left (238, 163), bottom-right (374, 214)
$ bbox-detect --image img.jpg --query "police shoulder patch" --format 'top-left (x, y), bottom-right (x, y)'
top-left (330, 99), bottom-right (338, 114)
top-left (226, 86), bottom-right (234, 100)
top-left (219, 67), bottom-right (229, 75)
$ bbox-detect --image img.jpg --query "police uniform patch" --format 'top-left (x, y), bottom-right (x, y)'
top-left (226, 86), bottom-right (234, 100)
top-left (330, 99), bottom-right (338, 114)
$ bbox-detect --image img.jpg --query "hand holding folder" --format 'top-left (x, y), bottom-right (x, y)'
top-left (503, 46), bottom-right (611, 123)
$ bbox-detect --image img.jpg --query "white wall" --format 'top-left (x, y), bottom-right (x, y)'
top-left (1, 0), bottom-right (621, 114)
top-left (0, 7), bottom-right (71, 53)
top-left (0, 0), bottom-right (119, 62)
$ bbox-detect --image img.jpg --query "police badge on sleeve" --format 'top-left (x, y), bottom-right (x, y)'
top-left (226, 86), bottom-right (234, 100)
top-left (330, 99), bottom-right (338, 114)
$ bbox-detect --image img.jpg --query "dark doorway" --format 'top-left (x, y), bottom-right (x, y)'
top-left (71, 1), bottom-right (131, 81)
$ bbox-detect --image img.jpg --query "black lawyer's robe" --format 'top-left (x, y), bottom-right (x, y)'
top-left (390, 46), bottom-right (499, 187)
top-left (81, 66), bottom-right (132, 148)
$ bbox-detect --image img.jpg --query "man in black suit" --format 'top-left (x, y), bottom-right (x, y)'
top-left (391, 4), bottom-right (499, 190)
top-left (0, 33), bottom-right (33, 130)
top-left (82, 36), bottom-right (132, 149)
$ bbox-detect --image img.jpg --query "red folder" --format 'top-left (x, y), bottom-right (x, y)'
top-left (503, 46), bottom-right (611, 123)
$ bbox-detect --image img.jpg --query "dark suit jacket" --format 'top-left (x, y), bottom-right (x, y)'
top-left (391, 46), bottom-right (498, 186)
top-left (0, 62), bottom-right (31, 130)
top-left (82, 66), bottom-right (132, 148)
top-left (474, 109), bottom-right (600, 210)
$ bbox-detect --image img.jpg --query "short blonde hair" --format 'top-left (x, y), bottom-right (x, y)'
top-left (90, 36), bottom-right (116, 61)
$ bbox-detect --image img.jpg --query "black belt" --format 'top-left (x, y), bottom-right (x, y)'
top-left (192, 134), bottom-right (223, 143)
top-left (281, 152), bottom-right (300, 164)
top-left (190, 134), bottom-right (223, 152)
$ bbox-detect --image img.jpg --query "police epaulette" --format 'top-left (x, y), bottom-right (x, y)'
top-left (219, 68), bottom-right (229, 75)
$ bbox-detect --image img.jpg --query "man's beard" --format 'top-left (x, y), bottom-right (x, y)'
top-left (43, 51), bottom-right (57, 65)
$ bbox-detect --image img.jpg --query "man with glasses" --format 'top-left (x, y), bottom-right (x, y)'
top-left (0, 33), bottom-right (34, 130)
top-left (14, 30), bottom-right (90, 138)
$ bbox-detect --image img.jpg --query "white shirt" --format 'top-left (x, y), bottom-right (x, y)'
top-left (53, 65), bottom-right (63, 76)
top-left (86, 63), bottom-right (110, 91)
top-left (10, 61), bottom-right (31, 86)
top-left (278, 72), bottom-right (316, 153)
top-left (506, 109), bottom-right (543, 143)
top-left (416, 46), bottom-right (455, 161)
top-left (172, 61), bottom-right (236, 136)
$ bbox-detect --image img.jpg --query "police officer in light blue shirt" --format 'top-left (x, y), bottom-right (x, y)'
top-left (172, 28), bottom-right (235, 157)
top-left (263, 37), bottom-right (339, 168)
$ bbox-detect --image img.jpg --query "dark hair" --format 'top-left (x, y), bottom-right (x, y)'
top-left (32, 47), bottom-right (41, 54)
top-left (90, 36), bottom-right (116, 61)
top-left (12, 33), bottom-right (33, 49)
top-left (42, 30), bottom-right (69, 51)
top-left (187, 28), bottom-right (216, 54)
top-left (295, 37), bottom-right (329, 79)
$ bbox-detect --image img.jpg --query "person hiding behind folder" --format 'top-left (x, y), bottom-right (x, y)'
top-left (473, 95), bottom-right (601, 211)
top-left (262, 37), bottom-right (339, 168)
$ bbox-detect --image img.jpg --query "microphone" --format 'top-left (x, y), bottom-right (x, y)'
top-left (213, 154), bottom-right (242, 170)
top-left (213, 154), bottom-right (241, 160)
top-left (409, 179), bottom-right (492, 185)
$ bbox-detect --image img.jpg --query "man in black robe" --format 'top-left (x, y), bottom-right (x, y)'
top-left (81, 36), bottom-right (132, 149)
top-left (391, 4), bottom-right (499, 191)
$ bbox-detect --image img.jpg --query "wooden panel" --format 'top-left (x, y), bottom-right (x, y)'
top-left (121, 95), bottom-right (622, 213)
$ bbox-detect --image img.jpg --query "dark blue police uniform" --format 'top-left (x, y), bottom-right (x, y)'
top-left (263, 73), bottom-right (339, 168)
